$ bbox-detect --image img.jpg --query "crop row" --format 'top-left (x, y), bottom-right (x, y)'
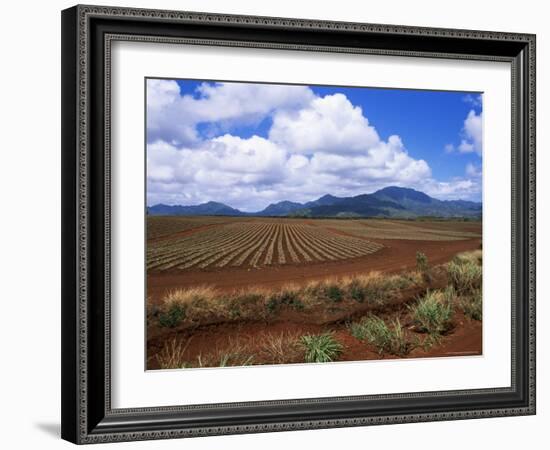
top-left (147, 222), bottom-right (383, 271)
top-left (146, 216), bottom-right (228, 240)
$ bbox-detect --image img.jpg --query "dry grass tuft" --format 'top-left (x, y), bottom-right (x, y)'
top-left (156, 331), bottom-right (307, 369)
top-left (156, 338), bottom-right (192, 369)
top-left (163, 286), bottom-right (218, 306)
top-left (257, 331), bottom-right (304, 364)
top-left (349, 315), bottom-right (412, 356)
top-left (156, 269), bottom-right (423, 329)
top-left (447, 251), bottom-right (482, 295)
top-left (196, 338), bottom-right (256, 368)
top-left (453, 249), bottom-right (482, 266)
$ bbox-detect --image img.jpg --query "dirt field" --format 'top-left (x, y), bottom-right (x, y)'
top-left (147, 217), bottom-right (481, 301)
top-left (146, 216), bottom-right (482, 369)
top-left (147, 311), bottom-right (482, 370)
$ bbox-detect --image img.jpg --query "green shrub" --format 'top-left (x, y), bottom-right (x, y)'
top-left (386, 318), bottom-right (410, 355)
top-left (290, 298), bottom-right (305, 310)
top-left (279, 289), bottom-right (300, 305)
top-left (362, 284), bottom-right (387, 304)
top-left (348, 320), bottom-right (369, 341)
top-left (448, 260), bottom-right (482, 295)
top-left (410, 290), bottom-right (453, 335)
top-left (325, 285), bottom-right (343, 303)
top-left (461, 289), bottom-right (482, 321)
top-left (158, 303), bottom-right (186, 328)
top-left (266, 297), bottom-right (279, 314)
top-left (349, 281), bottom-right (366, 302)
top-left (441, 285), bottom-right (456, 304)
top-left (421, 333), bottom-right (443, 351)
top-left (300, 333), bottom-right (343, 363)
top-left (352, 315), bottom-right (411, 355)
top-left (267, 290), bottom-right (304, 312)
top-left (416, 251), bottom-right (429, 272)
top-left (388, 275), bottom-right (415, 290)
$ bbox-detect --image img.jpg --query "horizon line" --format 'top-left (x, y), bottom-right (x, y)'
top-left (146, 186), bottom-right (482, 212)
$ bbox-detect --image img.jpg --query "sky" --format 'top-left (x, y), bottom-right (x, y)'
top-left (146, 78), bottom-right (483, 211)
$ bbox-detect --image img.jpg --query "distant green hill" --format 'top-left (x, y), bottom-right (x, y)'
top-left (147, 201), bottom-right (245, 216)
top-left (147, 186), bottom-right (482, 219)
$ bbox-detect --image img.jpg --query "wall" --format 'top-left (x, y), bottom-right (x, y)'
top-left (0, 0), bottom-right (545, 448)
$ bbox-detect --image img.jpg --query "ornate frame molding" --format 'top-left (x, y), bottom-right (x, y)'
top-left (61, 5), bottom-right (536, 444)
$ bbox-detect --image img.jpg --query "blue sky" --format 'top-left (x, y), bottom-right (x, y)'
top-left (146, 79), bottom-right (482, 211)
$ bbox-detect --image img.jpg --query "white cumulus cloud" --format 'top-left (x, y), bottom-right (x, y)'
top-left (147, 82), bottom-right (482, 209)
top-left (147, 79), bottom-right (314, 146)
top-left (458, 110), bottom-right (483, 155)
top-left (419, 178), bottom-right (480, 201)
top-left (269, 93), bottom-right (380, 154)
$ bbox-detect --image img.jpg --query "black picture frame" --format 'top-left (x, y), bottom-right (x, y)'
top-left (61, 4), bottom-right (536, 444)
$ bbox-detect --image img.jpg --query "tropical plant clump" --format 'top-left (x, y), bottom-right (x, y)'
top-left (300, 333), bottom-right (343, 363)
top-left (349, 315), bottom-right (412, 356)
top-left (410, 290), bottom-right (454, 335)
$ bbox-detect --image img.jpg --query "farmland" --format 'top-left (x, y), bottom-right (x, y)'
top-left (147, 220), bottom-right (384, 271)
top-left (146, 217), bottom-right (481, 291)
top-left (314, 219), bottom-right (481, 241)
top-left (146, 216), bottom-right (482, 369)
top-left (147, 216), bottom-right (232, 240)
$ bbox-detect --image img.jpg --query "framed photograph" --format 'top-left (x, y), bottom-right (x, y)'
top-left (61, 5), bottom-right (536, 444)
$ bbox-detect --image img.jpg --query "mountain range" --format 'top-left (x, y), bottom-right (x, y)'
top-left (147, 186), bottom-right (482, 219)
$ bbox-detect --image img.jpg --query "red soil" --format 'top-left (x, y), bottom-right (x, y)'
top-left (147, 237), bottom-right (481, 303)
top-left (148, 223), bottom-right (222, 244)
top-left (146, 310), bottom-right (482, 370)
top-left (145, 220), bottom-right (482, 369)
top-left (146, 269), bottom-right (482, 370)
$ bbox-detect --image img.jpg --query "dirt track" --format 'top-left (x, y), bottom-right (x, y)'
top-left (146, 296), bottom-right (482, 370)
top-left (146, 236), bottom-right (481, 303)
